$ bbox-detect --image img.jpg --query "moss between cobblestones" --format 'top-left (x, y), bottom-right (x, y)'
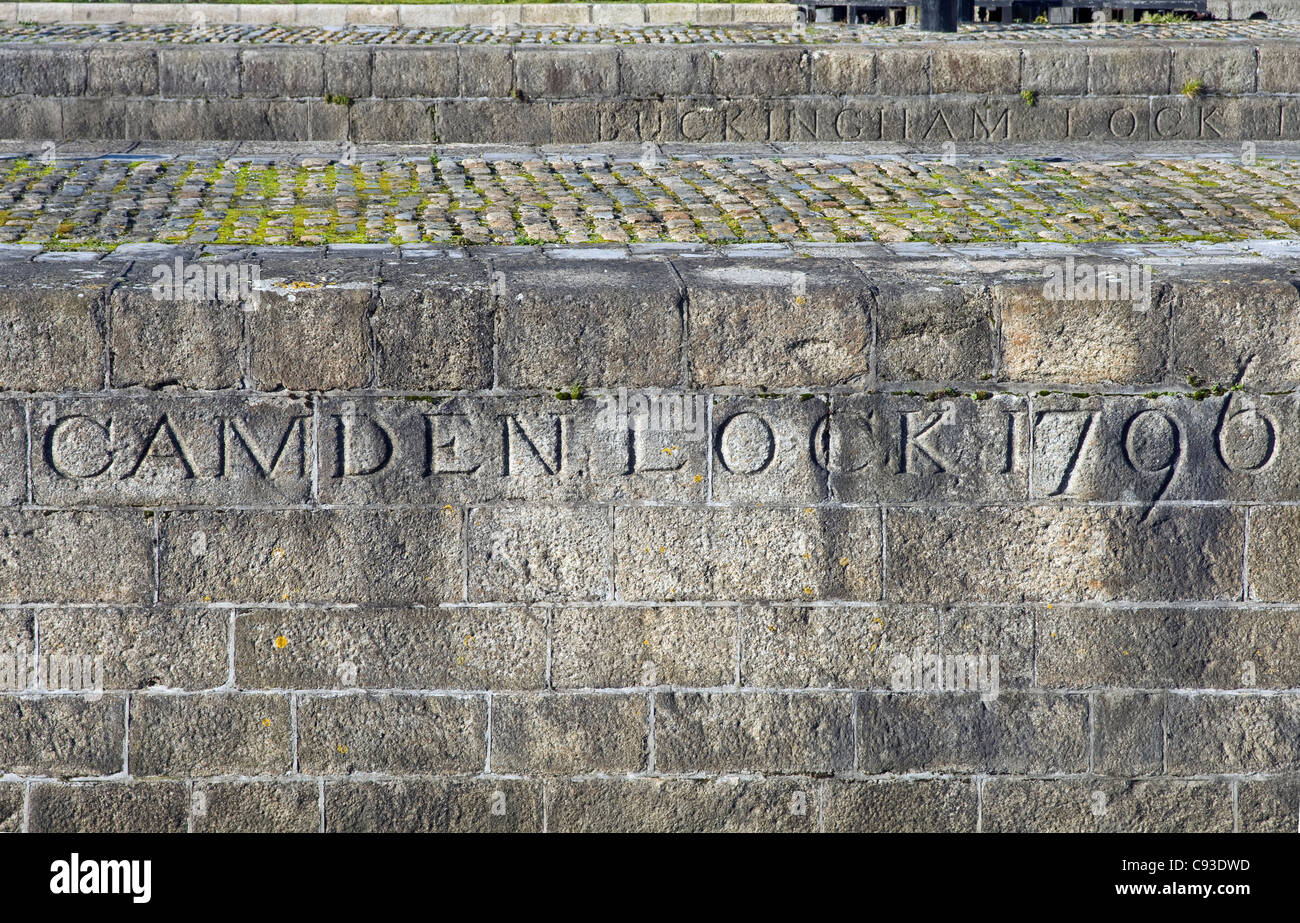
top-left (2, 154), bottom-right (1298, 249)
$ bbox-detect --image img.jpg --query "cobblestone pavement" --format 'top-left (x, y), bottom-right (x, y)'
top-left (1, 146), bottom-right (1298, 247)
top-left (0, 19), bottom-right (1295, 45)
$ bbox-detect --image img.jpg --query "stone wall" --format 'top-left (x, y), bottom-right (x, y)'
top-left (3, 39), bottom-right (1300, 141)
top-left (1, 246), bottom-right (1299, 831)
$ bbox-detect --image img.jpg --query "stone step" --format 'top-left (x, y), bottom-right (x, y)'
top-left (1, 243), bottom-right (1297, 396)
top-left (0, 21), bottom-right (1298, 141)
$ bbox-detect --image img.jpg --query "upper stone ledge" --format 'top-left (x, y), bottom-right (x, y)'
top-left (1, 19), bottom-right (1299, 46)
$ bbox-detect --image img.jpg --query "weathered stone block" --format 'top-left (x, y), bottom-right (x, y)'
top-left (1094, 692), bottom-right (1165, 776)
top-left (458, 45), bottom-right (513, 97)
top-left (655, 692), bottom-right (853, 773)
top-left (371, 259), bottom-right (492, 390)
top-left (241, 48), bottom-right (324, 98)
top-left (249, 259), bottom-right (373, 390)
top-left (548, 777), bottom-right (818, 832)
top-left (192, 781), bottom-right (319, 833)
top-left (740, 604), bottom-right (937, 688)
top-left (931, 47), bottom-right (1019, 95)
top-left (158, 47), bottom-right (240, 97)
top-left (711, 47), bottom-right (807, 97)
top-left (873, 280), bottom-right (996, 381)
top-left (39, 608), bottom-right (228, 692)
top-left (1038, 606), bottom-right (1300, 689)
top-left (856, 691), bottom-right (1088, 773)
top-left (350, 99), bottom-right (438, 143)
top-left (1257, 43), bottom-right (1300, 93)
top-left (1021, 46), bottom-right (1088, 95)
top-left (87, 45), bottom-right (158, 96)
top-left (677, 259), bottom-right (870, 388)
top-left (371, 47), bottom-right (459, 98)
top-left (129, 692), bottom-right (291, 777)
top-left (0, 511), bottom-right (154, 605)
top-left (997, 278), bottom-right (1169, 384)
top-left (29, 782), bottom-right (189, 833)
top-left (0, 47), bottom-right (85, 96)
top-left (490, 693), bottom-right (647, 773)
top-left (108, 260), bottom-right (244, 389)
top-left (1249, 508), bottom-right (1300, 602)
top-left (1237, 777), bottom-right (1300, 832)
top-left (496, 259), bottom-right (682, 388)
top-left (0, 263), bottom-right (111, 391)
top-left (615, 506), bottom-right (881, 602)
top-left (1170, 278), bottom-right (1300, 389)
top-left (0, 695), bottom-right (125, 777)
top-left (326, 779), bottom-right (542, 832)
top-left (824, 779), bottom-right (977, 832)
top-left (159, 509), bottom-right (464, 604)
top-left (620, 45), bottom-right (713, 96)
top-left (467, 506), bottom-right (611, 602)
top-left (516, 47), bottom-right (619, 99)
top-left (551, 605), bottom-right (736, 688)
top-left (1089, 45), bottom-right (1171, 95)
top-left (982, 779), bottom-right (1233, 832)
top-left (810, 47), bottom-right (874, 95)
top-left (1166, 694), bottom-right (1300, 773)
top-left (323, 47), bottom-right (371, 100)
top-left (1172, 44), bottom-right (1257, 96)
top-left (236, 607), bottom-right (546, 690)
top-left (885, 507), bottom-right (1243, 604)
top-left (711, 394), bottom-right (829, 503)
top-left (297, 693), bottom-right (486, 773)
top-left (873, 47), bottom-right (929, 96)
top-left (435, 99), bottom-right (551, 144)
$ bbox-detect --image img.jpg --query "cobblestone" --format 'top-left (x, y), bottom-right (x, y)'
top-left (0, 19), bottom-right (1295, 46)
top-left (1, 147), bottom-right (1298, 246)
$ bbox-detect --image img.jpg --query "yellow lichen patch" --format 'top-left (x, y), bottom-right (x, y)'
top-left (693, 475), bottom-right (703, 483)
top-left (336, 744), bottom-right (348, 754)
top-left (261, 718), bottom-right (272, 727)
top-left (273, 635), bottom-right (289, 649)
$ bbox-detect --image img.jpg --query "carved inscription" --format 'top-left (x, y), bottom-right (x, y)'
top-left (24, 393), bottom-right (1297, 507)
top-left (596, 100), bottom-right (1270, 143)
top-left (34, 398), bottom-right (313, 505)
